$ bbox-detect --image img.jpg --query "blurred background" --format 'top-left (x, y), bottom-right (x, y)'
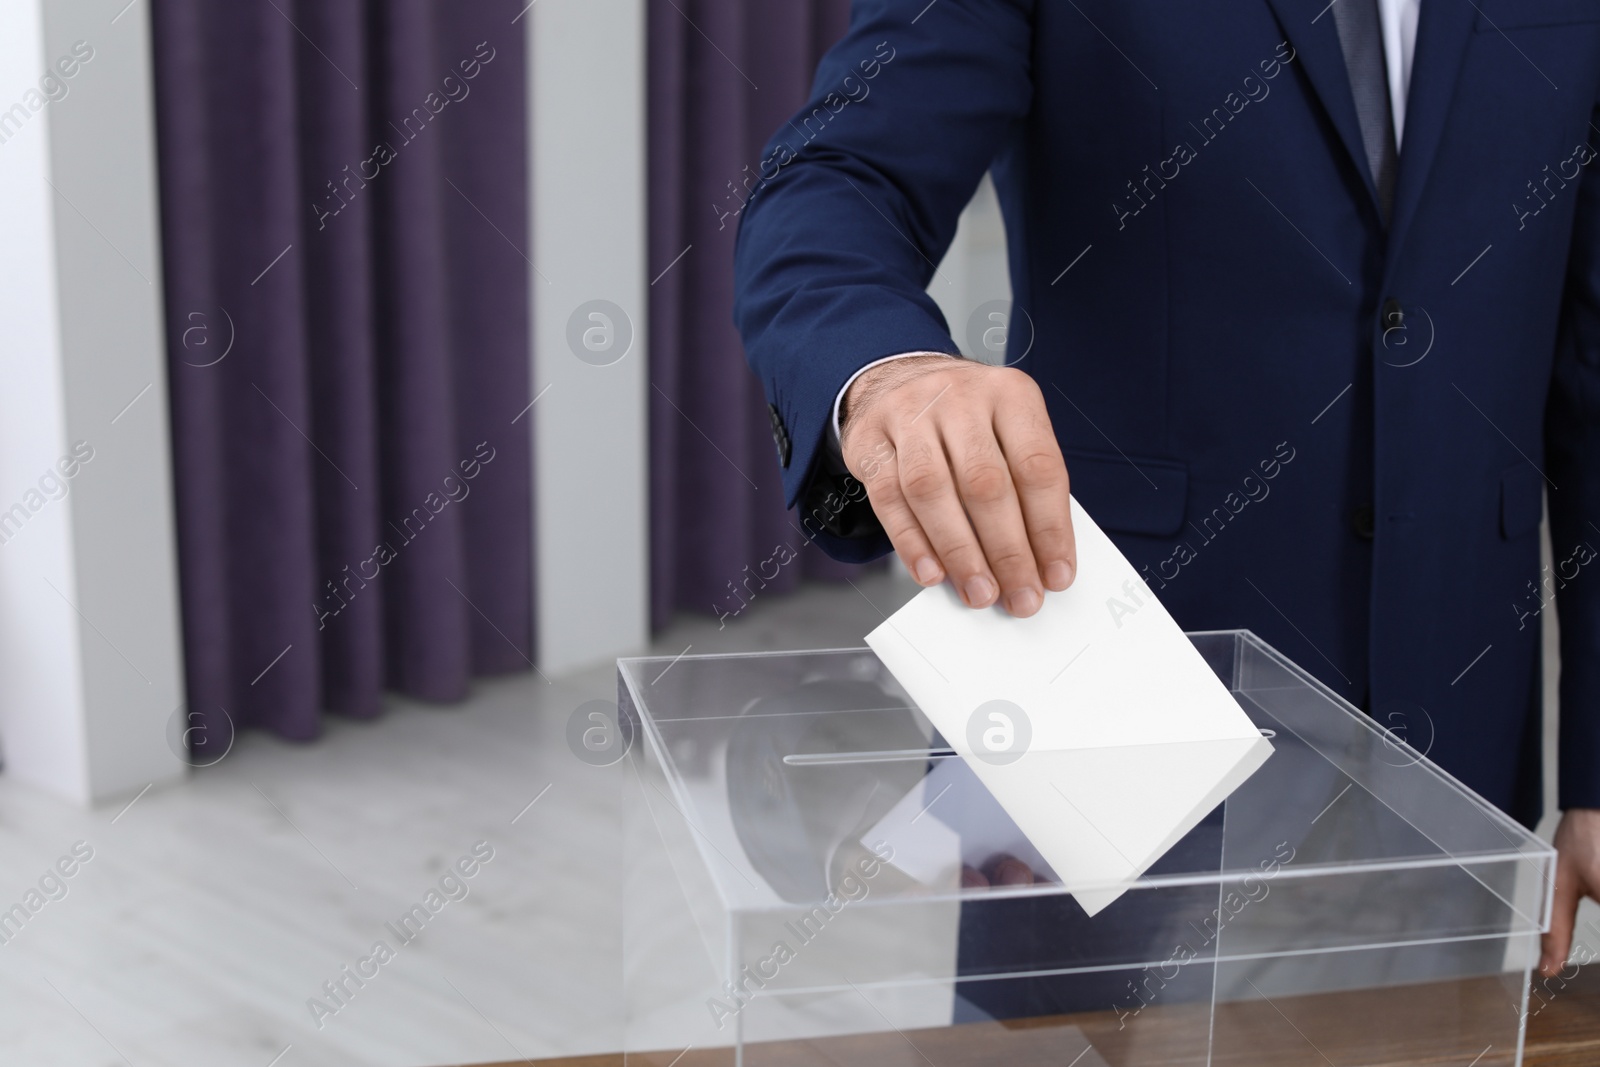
top-left (0, 2), bottom-right (1577, 1065)
top-left (0, 1), bottom-right (1016, 1064)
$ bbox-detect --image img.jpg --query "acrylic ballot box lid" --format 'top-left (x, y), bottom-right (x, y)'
top-left (617, 630), bottom-right (1556, 1066)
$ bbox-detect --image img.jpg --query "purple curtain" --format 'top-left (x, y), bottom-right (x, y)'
top-left (648, 0), bottom-right (880, 631)
top-left (151, 0), bottom-right (533, 747)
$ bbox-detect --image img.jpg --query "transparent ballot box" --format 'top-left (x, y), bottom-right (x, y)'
top-left (617, 631), bottom-right (1555, 1067)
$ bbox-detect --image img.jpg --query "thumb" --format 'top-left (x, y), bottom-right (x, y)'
top-left (1541, 852), bottom-right (1580, 978)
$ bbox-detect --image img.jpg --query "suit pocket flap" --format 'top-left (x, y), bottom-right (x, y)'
top-left (1064, 449), bottom-right (1188, 537)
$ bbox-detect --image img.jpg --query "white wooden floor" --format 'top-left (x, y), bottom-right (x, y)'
top-left (0, 570), bottom-right (918, 1067)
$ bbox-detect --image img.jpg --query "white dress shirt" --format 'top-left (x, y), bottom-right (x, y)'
top-left (829, 1), bottom-right (1422, 448)
top-left (1380, 0), bottom-right (1421, 147)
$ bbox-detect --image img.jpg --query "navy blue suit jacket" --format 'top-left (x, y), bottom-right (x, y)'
top-left (732, 0), bottom-right (1600, 825)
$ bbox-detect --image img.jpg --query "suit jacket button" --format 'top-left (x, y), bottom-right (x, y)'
top-left (1352, 503), bottom-right (1375, 540)
top-left (1381, 298), bottom-right (1404, 330)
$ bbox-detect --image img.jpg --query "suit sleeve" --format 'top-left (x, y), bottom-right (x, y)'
top-left (1549, 95), bottom-right (1600, 811)
top-left (732, 0), bottom-right (1035, 563)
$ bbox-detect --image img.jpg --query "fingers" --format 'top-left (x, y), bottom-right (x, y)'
top-left (944, 416), bottom-right (1044, 616)
top-left (983, 854), bottom-right (1036, 886)
top-left (1541, 848), bottom-right (1581, 977)
top-left (993, 388), bottom-right (1076, 592)
top-left (840, 360), bottom-right (1072, 618)
top-left (897, 432), bottom-right (1001, 608)
top-left (851, 441), bottom-right (944, 586)
top-left (963, 856), bottom-right (1053, 889)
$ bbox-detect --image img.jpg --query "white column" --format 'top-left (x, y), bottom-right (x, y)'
top-left (0, 0), bottom-right (184, 804)
top-left (928, 173), bottom-right (1013, 363)
top-left (528, 0), bottom-right (650, 675)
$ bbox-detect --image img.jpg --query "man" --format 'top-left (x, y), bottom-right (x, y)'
top-left (732, 0), bottom-right (1600, 979)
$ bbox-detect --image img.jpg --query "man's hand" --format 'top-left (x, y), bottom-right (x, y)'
top-left (1541, 808), bottom-right (1600, 977)
top-left (840, 355), bottom-right (1075, 618)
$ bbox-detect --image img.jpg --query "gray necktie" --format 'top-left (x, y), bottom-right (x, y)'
top-left (1331, 0), bottom-right (1399, 223)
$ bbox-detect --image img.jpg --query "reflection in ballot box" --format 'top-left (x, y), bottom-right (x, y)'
top-left (618, 633), bottom-right (1552, 1066)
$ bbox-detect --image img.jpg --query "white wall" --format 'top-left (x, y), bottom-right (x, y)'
top-left (0, 0), bottom-right (184, 804)
top-left (928, 173), bottom-right (1013, 364)
top-left (528, 0), bottom-right (651, 675)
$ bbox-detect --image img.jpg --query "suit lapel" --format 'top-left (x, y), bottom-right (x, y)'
top-left (1385, 1), bottom-right (1478, 257)
top-left (1264, 0), bottom-right (1382, 213)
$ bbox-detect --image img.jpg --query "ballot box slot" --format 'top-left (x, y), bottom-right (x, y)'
top-left (782, 747), bottom-right (959, 766)
top-left (780, 727), bottom-right (1277, 767)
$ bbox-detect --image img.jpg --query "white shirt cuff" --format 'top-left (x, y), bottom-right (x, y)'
top-left (830, 351), bottom-right (957, 452)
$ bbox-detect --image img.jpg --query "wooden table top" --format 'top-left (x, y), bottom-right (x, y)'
top-left (464, 967), bottom-right (1600, 1067)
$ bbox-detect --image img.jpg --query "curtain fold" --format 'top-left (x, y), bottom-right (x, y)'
top-left (647, 0), bottom-right (875, 632)
top-left (150, 0), bottom-right (532, 747)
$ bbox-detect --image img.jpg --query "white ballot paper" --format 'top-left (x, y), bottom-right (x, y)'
top-left (864, 497), bottom-right (1273, 916)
